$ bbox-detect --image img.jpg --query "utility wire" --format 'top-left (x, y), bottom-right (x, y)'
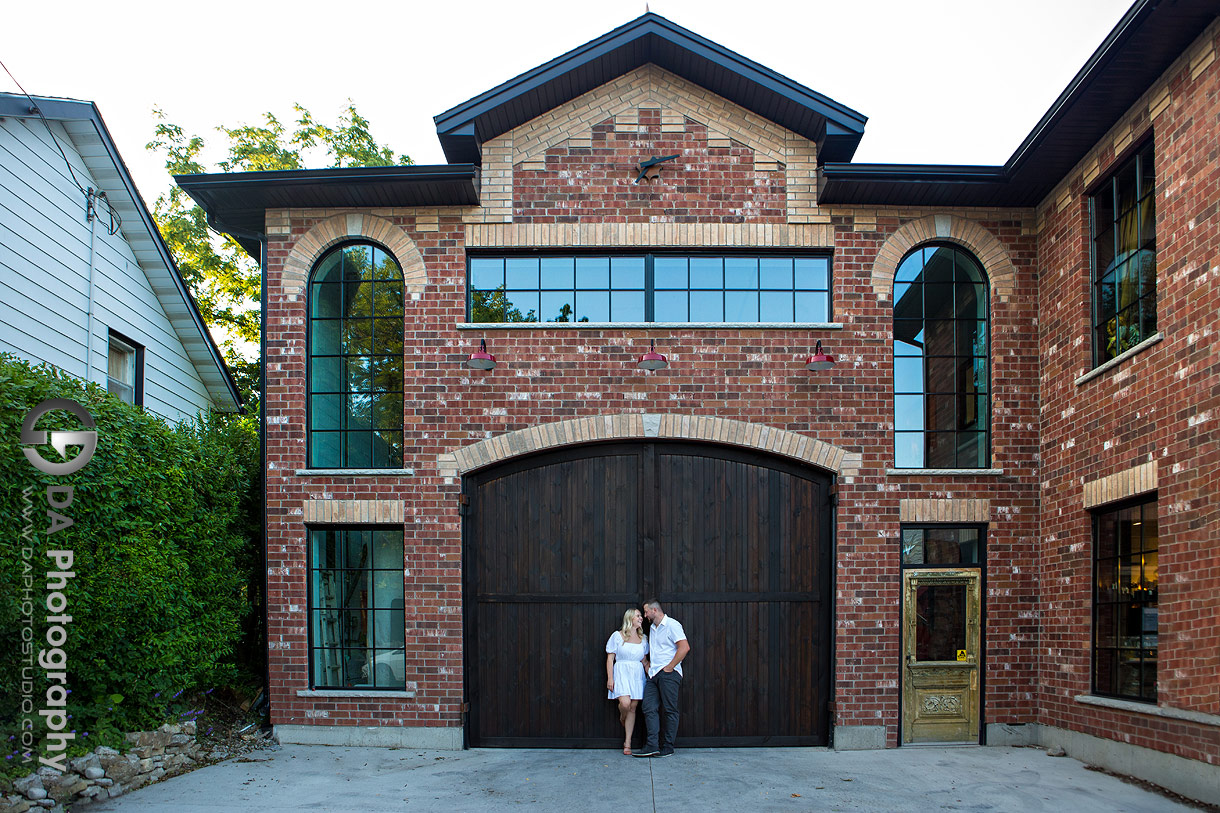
top-left (1, 57), bottom-right (122, 235)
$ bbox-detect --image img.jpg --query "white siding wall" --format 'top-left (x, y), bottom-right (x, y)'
top-left (0, 116), bottom-right (215, 424)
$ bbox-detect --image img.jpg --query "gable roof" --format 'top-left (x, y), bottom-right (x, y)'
top-left (432, 12), bottom-right (868, 166)
top-left (0, 92), bottom-right (241, 411)
top-left (820, 0), bottom-right (1220, 207)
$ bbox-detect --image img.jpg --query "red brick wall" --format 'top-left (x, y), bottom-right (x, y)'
top-left (1035, 23), bottom-right (1220, 765)
top-left (513, 109), bottom-right (786, 223)
top-left (262, 194), bottom-right (1042, 746)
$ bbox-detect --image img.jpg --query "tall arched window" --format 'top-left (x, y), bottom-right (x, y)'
top-left (893, 245), bottom-right (989, 469)
top-left (308, 242), bottom-right (404, 468)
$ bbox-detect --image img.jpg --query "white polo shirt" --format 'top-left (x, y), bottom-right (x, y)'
top-left (646, 614), bottom-right (688, 678)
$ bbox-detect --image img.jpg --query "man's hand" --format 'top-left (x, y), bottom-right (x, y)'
top-left (662, 665), bottom-right (674, 673)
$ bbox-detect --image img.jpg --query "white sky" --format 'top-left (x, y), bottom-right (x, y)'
top-left (2, 0), bottom-right (1133, 209)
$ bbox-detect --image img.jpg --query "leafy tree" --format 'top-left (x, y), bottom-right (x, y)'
top-left (147, 103), bottom-right (411, 407)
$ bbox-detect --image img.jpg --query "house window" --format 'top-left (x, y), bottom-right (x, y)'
top-left (308, 243), bottom-right (404, 469)
top-left (107, 331), bottom-right (143, 405)
top-left (1093, 497), bottom-right (1158, 702)
top-left (468, 254), bottom-right (831, 323)
top-left (1091, 140), bottom-right (1155, 366)
top-left (307, 527), bottom-right (405, 690)
top-left (901, 526), bottom-right (982, 567)
top-left (893, 245), bottom-right (989, 468)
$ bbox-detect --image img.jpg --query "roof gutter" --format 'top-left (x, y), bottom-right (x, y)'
top-left (1004, 0), bottom-right (1157, 174)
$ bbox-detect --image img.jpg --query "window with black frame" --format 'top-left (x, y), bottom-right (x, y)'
top-left (1091, 141), bottom-right (1155, 366)
top-left (901, 526), bottom-right (982, 568)
top-left (308, 527), bottom-right (406, 690)
top-left (467, 254), bottom-right (830, 323)
top-left (308, 243), bottom-right (404, 468)
top-left (901, 526), bottom-right (983, 664)
top-left (1093, 498), bottom-right (1158, 702)
top-left (893, 245), bottom-right (989, 469)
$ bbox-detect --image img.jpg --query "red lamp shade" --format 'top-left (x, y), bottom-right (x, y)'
top-left (637, 339), bottom-right (668, 371)
top-left (805, 340), bottom-right (835, 371)
top-left (466, 338), bottom-right (496, 370)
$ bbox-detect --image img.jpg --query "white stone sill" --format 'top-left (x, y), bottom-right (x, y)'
top-left (294, 469), bottom-right (415, 476)
top-left (297, 689), bottom-right (417, 699)
top-left (456, 322), bottom-right (845, 330)
top-left (885, 469), bottom-right (1004, 476)
top-left (1075, 694), bottom-right (1220, 728)
top-left (1075, 333), bottom-right (1164, 386)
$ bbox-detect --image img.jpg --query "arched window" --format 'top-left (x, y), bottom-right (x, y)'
top-left (308, 243), bottom-right (404, 468)
top-left (893, 245), bottom-right (989, 469)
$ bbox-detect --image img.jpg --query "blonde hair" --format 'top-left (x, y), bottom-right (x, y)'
top-left (619, 608), bottom-right (643, 643)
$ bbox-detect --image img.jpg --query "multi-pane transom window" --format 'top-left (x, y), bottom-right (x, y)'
top-left (468, 254), bottom-right (831, 323)
top-left (308, 527), bottom-right (406, 690)
top-left (308, 243), bottom-right (404, 468)
top-left (893, 245), bottom-right (989, 468)
top-left (1093, 498), bottom-right (1158, 702)
top-left (1091, 141), bottom-right (1155, 366)
top-left (901, 526), bottom-right (982, 567)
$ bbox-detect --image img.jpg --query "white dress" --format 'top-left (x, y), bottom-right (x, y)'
top-left (606, 631), bottom-right (648, 700)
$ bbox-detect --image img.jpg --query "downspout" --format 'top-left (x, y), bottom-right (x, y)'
top-left (84, 188), bottom-right (98, 382)
top-left (258, 234), bottom-right (269, 724)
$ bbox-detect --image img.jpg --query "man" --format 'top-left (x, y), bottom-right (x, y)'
top-left (633, 599), bottom-right (689, 758)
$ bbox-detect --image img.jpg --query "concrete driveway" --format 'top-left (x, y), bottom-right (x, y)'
top-left (85, 744), bottom-right (1196, 812)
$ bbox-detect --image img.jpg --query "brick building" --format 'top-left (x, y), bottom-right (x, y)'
top-left (179, 0), bottom-right (1219, 802)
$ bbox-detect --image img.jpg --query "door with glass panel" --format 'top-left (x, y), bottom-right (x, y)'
top-left (901, 569), bottom-right (981, 743)
top-left (900, 526), bottom-right (983, 744)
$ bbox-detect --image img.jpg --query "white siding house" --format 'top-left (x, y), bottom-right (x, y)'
top-left (0, 92), bottom-right (239, 422)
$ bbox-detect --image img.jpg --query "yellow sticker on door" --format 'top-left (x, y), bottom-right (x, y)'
top-left (956, 650), bottom-right (967, 661)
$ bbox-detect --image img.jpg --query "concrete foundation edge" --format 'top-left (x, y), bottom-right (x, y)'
top-left (992, 723), bottom-right (1218, 806)
top-left (273, 724), bottom-right (464, 750)
top-left (833, 725), bottom-right (887, 750)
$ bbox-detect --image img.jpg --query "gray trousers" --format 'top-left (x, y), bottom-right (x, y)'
top-left (641, 670), bottom-right (682, 750)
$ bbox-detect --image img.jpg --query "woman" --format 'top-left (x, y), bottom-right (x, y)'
top-left (605, 608), bottom-right (649, 755)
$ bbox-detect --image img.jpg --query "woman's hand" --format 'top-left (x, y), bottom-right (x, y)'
top-left (607, 679), bottom-right (615, 692)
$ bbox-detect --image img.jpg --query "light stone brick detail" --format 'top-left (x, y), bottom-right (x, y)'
top-left (510, 64), bottom-right (791, 166)
top-left (870, 214), bottom-right (1017, 303)
top-left (438, 413), bottom-right (861, 477)
top-left (279, 213), bottom-right (428, 297)
top-left (465, 221), bottom-right (833, 248)
top-left (1082, 461), bottom-right (1158, 510)
top-left (899, 498), bottom-right (991, 523)
top-left (302, 499), bottom-right (405, 524)
top-left (469, 64), bottom-right (824, 223)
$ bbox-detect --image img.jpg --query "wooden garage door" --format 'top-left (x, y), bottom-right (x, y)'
top-left (463, 441), bottom-right (831, 747)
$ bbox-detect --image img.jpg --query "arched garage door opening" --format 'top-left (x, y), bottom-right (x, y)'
top-left (462, 441), bottom-right (833, 747)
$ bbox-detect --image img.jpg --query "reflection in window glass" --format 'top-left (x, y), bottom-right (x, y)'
top-left (308, 243), bottom-right (404, 469)
top-left (309, 527), bottom-right (405, 690)
top-left (1093, 498), bottom-right (1157, 702)
top-left (468, 254), bottom-right (831, 323)
top-left (915, 584), bottom-right (966, 662)
top-left (902, 527), bottom-right (981, 566)
top-left (1092, 141), bottom-right (1155, 366)
top-left (892, 245), bottom-right (989, 468)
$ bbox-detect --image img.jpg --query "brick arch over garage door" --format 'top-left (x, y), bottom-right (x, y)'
top-left (462, 439), bottom-right (834, 747)
top-left (438, 413), bottom-right (862, 477)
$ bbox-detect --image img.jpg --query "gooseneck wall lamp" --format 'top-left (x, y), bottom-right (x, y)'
top-left (637, 339), bottom-right (668, 371)
top-left (466, 338), bottom-right (497, 370)
top-left (805, 340), bottom-right (835, 371)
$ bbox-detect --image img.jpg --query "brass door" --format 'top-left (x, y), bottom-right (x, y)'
top-left (901, 569), bottom-right (981, 744)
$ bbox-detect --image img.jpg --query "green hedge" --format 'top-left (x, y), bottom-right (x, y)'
top-left (0, 354), bottom-right (260, 775)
